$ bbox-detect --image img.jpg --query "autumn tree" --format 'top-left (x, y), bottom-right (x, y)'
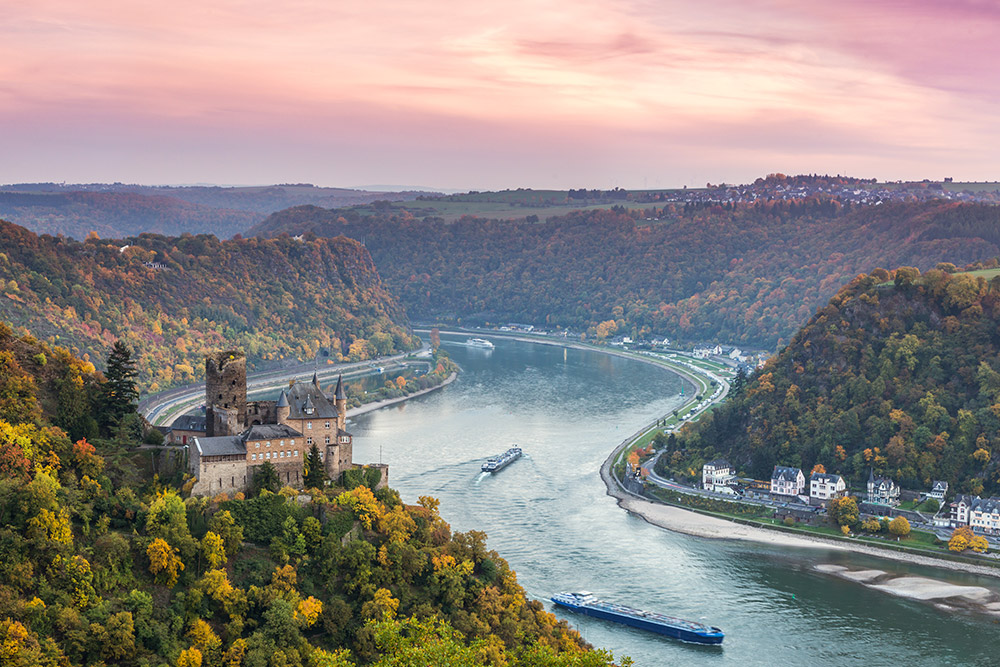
top-left (948, 526), bottom-right (974, 552)
top-left (888, 516), bottom-right (910, 539)
top-left (147, 538), bottom-right (185, 587)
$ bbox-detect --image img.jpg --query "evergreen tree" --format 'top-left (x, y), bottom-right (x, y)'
top-left (304, 443), bottom-right (326, 489)
top-left (252, 461), bottom-right (280, 496)
top-left (730, 366), bottom-right (748, 397)
top-left (101, 341), bottom-right (138, 430)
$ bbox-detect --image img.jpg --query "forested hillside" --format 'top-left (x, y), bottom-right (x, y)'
top-left (250, 199), bottom-right (1000, 349)
top-left (0, 184), bottom-right (429, 240)
top-left (0, 220), bottom-right (417, 391)
top-left (663, 265), bottom-right (1000, 496)
top-left (0, 191), bottom-right (259, 239)
top-left (0, 324), bottom-right (622, 666)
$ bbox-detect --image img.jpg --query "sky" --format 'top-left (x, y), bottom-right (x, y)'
top-left (3, 0), bottom-right (999, 190)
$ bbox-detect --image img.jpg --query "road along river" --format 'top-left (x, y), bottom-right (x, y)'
top-left (349, 333), bottom-right (1000, 666)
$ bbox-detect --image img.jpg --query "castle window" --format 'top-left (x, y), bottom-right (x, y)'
top-left (266, 452), bottom-right (270, 459)
top-left (280, 440), bottom-right (285, 447)
top-left (325, 421), bottom-right (331, 429)
top-left (307, 422), bottom-right (312, 429)
top-left (266, 441), bottom-right (271, 447)
top-left (340, 436), bottom-right (349, 444)
top-left (325, 436), bottom-right (330, 444)
top-left (252, 454), bottom-right (256, 460)
top-left (256, 443), bottom-right (260, 448)
top-left (307, 437), bottom-right (312, 445)
top-left (294, 450), bottom-right (298, 456)
top-left (290, 439), bottom-right (295, 446)
top-left (280, 451), bottom-right (284, 458)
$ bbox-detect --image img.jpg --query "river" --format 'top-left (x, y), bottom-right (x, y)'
top-left (348, 334), bottom-right (1000, 666)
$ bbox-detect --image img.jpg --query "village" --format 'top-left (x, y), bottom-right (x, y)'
top-left (630, 456), bottom-right (1000, 552)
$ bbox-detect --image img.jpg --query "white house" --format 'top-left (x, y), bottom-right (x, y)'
top-left (969, 497), bottom-right (1000, 533)
top-left (949, 494), bottom-right (975, 526)
top-left (809, 472), bottom-right (847, 501)
top-left (702, 459), bottom-right (734, 492)
top-left (866, 470), bottom-right (900, 505)
top-left (928, 480), bottom-right (948, 501)
top-left (728, 348), bottom-right (743, 360)
top-left (771, 466), bottom-right (805, 497)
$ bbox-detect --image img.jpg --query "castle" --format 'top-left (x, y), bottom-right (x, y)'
top-left (189, 350), bottom-right (387, 496)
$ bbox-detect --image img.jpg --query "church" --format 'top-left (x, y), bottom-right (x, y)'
top-left (189, 350), bottom-right (386, 496)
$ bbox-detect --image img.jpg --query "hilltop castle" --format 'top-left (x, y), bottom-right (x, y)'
top-left (190, 350), bottom-right (386, 496)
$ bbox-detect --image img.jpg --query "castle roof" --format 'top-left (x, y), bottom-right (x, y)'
top-left (334, 374), bottom-right (346, 400)
top-left (195, 435), bottom-right (246, 457)
top-left (195, 422), bottom-right (304, 458)
top-left (276, 390), bottom-right (289, 408)
top-left (285, 380), bottom-right (339, 420)
top-left (170, 414), bottom-right (207, 432)
top-left (243, 423), bottom-right (302, 441)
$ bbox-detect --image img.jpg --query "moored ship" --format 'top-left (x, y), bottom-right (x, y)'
top-left (482, 447), bottom-right (522, 473)
top-left (551, 592), bottom-right (724, 645)
top-left (467, 337), bottom-right (495, 349)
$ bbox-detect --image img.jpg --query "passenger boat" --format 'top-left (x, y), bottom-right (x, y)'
top-left (481, 447), bottom-right (522, 473)
top-left (551, 592), bottom-right (724, 645)
top-left (467, 337), bottom-right (495, 349)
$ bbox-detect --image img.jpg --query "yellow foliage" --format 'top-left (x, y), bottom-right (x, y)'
top-left (361, 588), bottom-right (398, 622)
top-left (271, 564), bottom-right (297, 592)
top-left (201, 531), bottom-right (226, 569)
top-left (176, 647), bottom-right (203, 667)
top-left (335, 486), bottom-right (384, 529)
top-left (295, 596), bottom-right (324, 627)
top-left (377, 505), bottom-right (417, 544)
top-left (27, 507), bottom-right (73, 547)
top-left (187, 618), bottom-right (221, 654)
top-left (147, 538), bottom-right (184, 587)
top-left (970, 535), bottom-right (990, 553)
top-left (0, 619), bottom-right (31, 661)
top-left (949, 526), bottom-right (974, 552)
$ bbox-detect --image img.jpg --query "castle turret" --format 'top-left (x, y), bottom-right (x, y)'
top-left (205, 350), bottom-right (247, 436)
top-left (334, 374), bottom-right (347, 429)
top-left (275, 389), bottom-right (290, 423)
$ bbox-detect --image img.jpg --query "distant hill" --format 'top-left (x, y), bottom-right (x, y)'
top-left (249, 199), bottom-right (1000, 349)
top-left (667, 265), bottom-right (1000, 496)
top-left (0, 220), bottom-right (417, 391)
top-left (0, 183), bottom-right (432, 239)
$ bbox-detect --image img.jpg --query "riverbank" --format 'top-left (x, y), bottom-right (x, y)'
top-left (347, 372), bottom-right (457, 419)
top-left (600, 428), bottom-right (1000, 580)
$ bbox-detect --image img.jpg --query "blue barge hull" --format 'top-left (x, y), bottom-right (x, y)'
top-left (551, 592), bottom-right (724, 645)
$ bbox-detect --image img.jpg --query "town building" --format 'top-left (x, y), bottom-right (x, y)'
top-left (702, 459), bottom-right (734, 492)
top-left (809, 472), bottom-right (846, 501)
top-left (949, 495), bottom-right (1000, 532)
top-left (928, 480), bottom-right (948, 501)
top-left (866, 470), bottom-right (900, 505)
top-left (771, 466), bottom-right (805, 497)
top-left (189, 350), bottom-right (386, 496)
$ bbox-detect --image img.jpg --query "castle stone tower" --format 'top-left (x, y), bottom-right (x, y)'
top-left (205, 350), bottom-right (247, 436)
top-left (334, 374), bottom-right (347, 430)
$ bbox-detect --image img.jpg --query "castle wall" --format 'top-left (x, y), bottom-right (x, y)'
top-left (248, 400), bottom-right (278, 425)
top-left (191, 457), bottom-right (248, 496)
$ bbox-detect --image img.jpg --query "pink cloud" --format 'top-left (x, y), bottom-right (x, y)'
top-left (0, 0), bottom-right (998, 188)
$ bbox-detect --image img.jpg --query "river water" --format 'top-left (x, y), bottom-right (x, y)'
top-left (349, 334), bottom-right (1000, 666)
